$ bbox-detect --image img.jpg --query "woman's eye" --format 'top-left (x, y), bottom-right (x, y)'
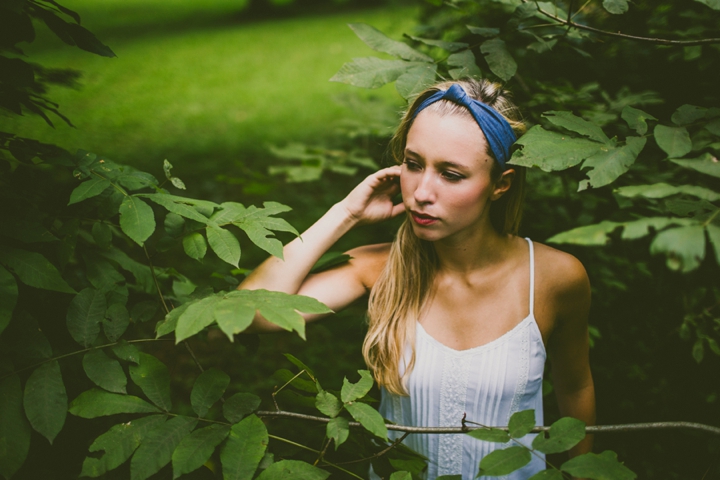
top-left (442, 172), bottom-right (463, 182)
top-left (403, 159), bottom-right (421, 170)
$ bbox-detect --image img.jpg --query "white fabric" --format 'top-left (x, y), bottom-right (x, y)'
top-left (373, 238), bottom-right (547, 479)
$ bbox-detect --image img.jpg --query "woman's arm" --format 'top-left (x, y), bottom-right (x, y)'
top-left (547, 255), bottom-right (596, 457)
top-left (239, 166), bottom-right (404, 332)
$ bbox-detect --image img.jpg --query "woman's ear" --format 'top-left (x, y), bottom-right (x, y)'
top-left (491, 169), bottom-right (515, 201)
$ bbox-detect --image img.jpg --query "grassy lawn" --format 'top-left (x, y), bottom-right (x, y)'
top-left (1, 1), bottom-right (417, 171)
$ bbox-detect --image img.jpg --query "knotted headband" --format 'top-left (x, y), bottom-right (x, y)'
top-left (411, 84), bottom-right (517, 169)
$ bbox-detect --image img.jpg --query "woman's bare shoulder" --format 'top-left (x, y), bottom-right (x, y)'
top-left (532, 241), bottom-right (590, 307)
top-left (345, 243), bottom-right (392, 289)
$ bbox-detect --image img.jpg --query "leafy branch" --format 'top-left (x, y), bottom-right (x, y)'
top-left (524, 0), bottom-right (720, 46)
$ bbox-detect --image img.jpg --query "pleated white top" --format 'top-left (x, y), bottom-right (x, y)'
top-left (375, 238), bottom-right (547, 479)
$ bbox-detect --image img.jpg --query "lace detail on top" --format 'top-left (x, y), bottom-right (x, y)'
top-left (438, 354), bottom-right (472, 476)
top-left (507, 324), bottom-right (530, 423)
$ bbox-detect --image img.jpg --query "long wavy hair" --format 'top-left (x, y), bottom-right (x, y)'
top-left (363, 78), bottom-right (528, 395)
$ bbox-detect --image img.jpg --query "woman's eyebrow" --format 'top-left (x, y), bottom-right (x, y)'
top-left (435, 160), bottom-right (470, 171)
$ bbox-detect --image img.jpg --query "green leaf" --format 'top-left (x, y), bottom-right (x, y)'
top-left (273, 369), bottom-right (318, 394)
top-left (510, 126), bottom-right (606, 172)
top-left (316, 391), bottom-right (343, 418)
top-left (68, 177), bottom-right (111, 205)
top-left (446, 49), bottom-right (482, 80)
top-left (693, 338), bottom-right (705, 363)
top-left (467, 427), bottom-right (511, 443)
top-left (66, 287), bottom-right (106, 347)
top-left (112, 341), bottom-right (140, 364)
top-left (542, 111), bottom-right (611, 144)
top-left (69, 389), bottom-right (160, 418)
top-left (214, 295), bottom-right (255, 340)
top-left (83, 350), bottom-right (127, 394)
top-left (129, 353), bottom-right (172, 411)
top-left (578, 137), bottom-right (647, 191)
top-left (212, 289), bottom-right (332, 341)
top-left (0, 247), bottom-right (75, 293)
top-left (621, 217), bottom-right (695, 240)
top-left (92, 222), bottom-right (113, 248)
top-left (171, 424), bottom-right (230, 479)
top-left (85, 256), bottom-right (124, 291)
top-left (182, 233), bottom-right (207, 260)
top-left (621, 106), bottom-right (657, 135)
top-left (81, 415), bottom-right (166, 478)
top-left (706, 225), bottom-right (720, 266)
top-left (603, 0), bottom-right (629, 14)
top-left (326, 417), bottom-right (349, 449)
top-left (478, 446), bottom-right (531, 476)
top-left (345, 402), bottom-right (387, 439)
top-left (256, 460), bottom-right (330, 480)
top-left (330, 57), bottom-right (420, 89)
top-left (528, 469), bottom-right (564, 479)
top-left (156, 302), bottom-right (191, 338)
top-left (671, 104), bottom-right (707, 125)
top-left (547, 221), bottom-right (620, 246)
top-left (164, 213), bottom-right (185, 237)
top-left (104, 303), bottom-right (130, 342)
top-left (561, 451), bottom-right (636, 480)
top-left (615, 183), bottom-right (720, 202)
top-left (0, 374), bottom-right (31, 480)
top-left (670, 153), bottom-right (720, 178)
top-left (143, 194), bottom-right (210, 224)
top-left (119, 196), bottom-right (156, 246)
top-left (650, 225), bottom-right (706, 272)
top-left (348, 23), bottom-right (432, 62)
top-left (508, 409), bottom-right (536, 438)
top-left (206, 225), bottom-right (241, 267)
top-left (23, 361), bottom-right (66, 444)
top-left (480, 38), bottom-right (517, 82)
top-left (175, 294), bottom-right (223, 343)
top-left (396, 63), bottom-right (438, 99)
top-left (467, 25), bottom-right (500, 37)
top-left (310, 252), bottom-right (352, 274)
top-left (341, 370), bottom-right (374, 403)
top-left (389, 472), bottom-right (412, 480)
top-left (224, 392), bottom-right (261, 424)
top-left (695, 0), bottom-right (720, 10)
top-left (191, 368), bottom-right (230, 417)
top-left (0, 265), bottom-right (18, 335)
top-left (283, 353), bottom-right (316, 378)
top-left (130, 415), bottom-right (197, 480)
top-left (221, 414), bottom-right (269, 480)
top-left (408, 35), bottom-right (468, 52)
top-left (532, 417), bottom-right (586, 454)
top-left (225, 202), bottom-right (298, 260)
top-left (654, 125), bottom-right (692, 158)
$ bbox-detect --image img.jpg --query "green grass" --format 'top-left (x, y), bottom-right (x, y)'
top-left (1, 1), bottom-right (417, 170)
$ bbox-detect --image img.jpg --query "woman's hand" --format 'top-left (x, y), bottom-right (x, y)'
top-left (338, 166), bottom-right (405, 225)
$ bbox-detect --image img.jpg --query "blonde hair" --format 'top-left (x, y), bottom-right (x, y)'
top-left (363, 78), bottom-right (527, 395)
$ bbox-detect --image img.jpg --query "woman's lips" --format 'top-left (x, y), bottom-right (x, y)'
top-left (411, 211), bottom-right (438, 226)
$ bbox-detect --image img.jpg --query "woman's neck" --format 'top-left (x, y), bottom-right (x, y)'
top-left (432, 223), bottom-right (514, 275)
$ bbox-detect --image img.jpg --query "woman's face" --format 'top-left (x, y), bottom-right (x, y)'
top-left (401, 110), bottom-right (510, 242)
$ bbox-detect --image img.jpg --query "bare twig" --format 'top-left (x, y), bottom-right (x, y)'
top-left (523, 0), bottom-right (720, 46)
top-left (257, 410), bottom-right (720, 436)
top-left (335, 432), bottom-right (412, 466)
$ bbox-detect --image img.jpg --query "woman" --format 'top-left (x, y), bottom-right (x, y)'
top-left (240, 79), bottom-right (595, 479)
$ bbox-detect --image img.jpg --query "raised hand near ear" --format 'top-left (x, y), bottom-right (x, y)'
top-left (338, 166), bottom-right (405, 225)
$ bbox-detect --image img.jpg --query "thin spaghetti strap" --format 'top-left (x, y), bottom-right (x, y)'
top-left (525, 237), bottom-right (535, 317)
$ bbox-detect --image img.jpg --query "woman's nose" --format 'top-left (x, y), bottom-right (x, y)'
top-left (413, 173), bottom-right (436, 204)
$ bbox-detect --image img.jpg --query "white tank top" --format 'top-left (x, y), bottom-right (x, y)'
top-left (375, 238), bottom-right (547, 479)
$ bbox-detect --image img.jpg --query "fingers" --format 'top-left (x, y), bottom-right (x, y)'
top-left (373, 165), bottom-right (402, 182)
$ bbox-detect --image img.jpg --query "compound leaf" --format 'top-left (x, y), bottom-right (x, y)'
top-left (130, 416), bottom-right (197, 480)
top-left (330, 57), bottom-right (421, 89)
top-left (0, 374), bottom-right (31, 480)
top-left (543, 111), bottom-right (610, 144)
top-left (650, 225), bottom-right (706, 272)
top-left (578, 137), bottom-right (646, 191)
top-left (478, 446), bottom-right (531, 476)
top-left (69, 389), bottom-right (160, 418)
top-left (0, 247), bottom-right (75, 293)
top-left (396, 63), bottom-right (438, 99)
top-left (480, 38), bottom-right (517, 81)
top-left (510, 126), bottom-right (606, 172)
top-left (561, 451), bottom-right (636, 480)
top-left (532, 417), bottom-right (586, 454)
top-left (670, 153), bottom-right (720, 178)
top-left (615, 183), bottom-right (720, 202)
top-left (129, 353), bottom-right (172, 411)
top-left (467, 427), bottom-right (511, 443)
top-left (80, 415), bottom-right (166, 478)
top-left (175, 294), bottom-right (223, 343)
top-left (345, 402), bottom-right (387, 439)
top-left (66, 287), bottom-right (106, 347)
top-left (68, 177), bottom-right (111, 205)
top-left (327, 417), bottom-right (350, 450)
top-left (190, 368), bottom-right (230, 417)
top-left (171, 424), bottom-right (230, 479)
top-left (206, 225), bottom-right (240, 267)
top-left (654, 125), bottom-right (692, 158)
top-left (23, 361), bottom-right (67, 444)
top-left (316, 390), bottom-right (343, 418)
top-left (341, 370), bottom-right (373, 403)
top-left (224, 392), bottom-right (261, 424)
top-left (508, 409), bottom-right (536, 438)
top-left (119, 196), bottom-right (156, 246)
top-left (182, 233), bottom-right (207, 260)
top-left (603, 0), bottom-right (629, 14)
top-left (348, 23), bottom-right (432, 62)
top-left (83, 349), bottom-right (127, 394)
top-left (220, 414), bottom-right (268, 480)
top-left (256, 460), bottom-right (330, 480)
top-left (621, 106), bottom-right (657, 135)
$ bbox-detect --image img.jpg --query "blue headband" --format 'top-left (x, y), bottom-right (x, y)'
top-left (411, 84), bottom-right (517, 169)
